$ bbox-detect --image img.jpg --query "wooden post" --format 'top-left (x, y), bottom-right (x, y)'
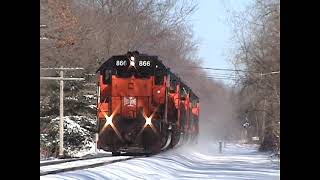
top-left (244, 129), bottom-right (247, 142)
top-left (95, 84), bottom-right (100, 154)
top-left (262, 99), bottom-right (267, 143)
top-left (219, 141), bottom-right (222, 153)
top-left (40, 67), bottom-right (85, 158)
top-left (59, 67), bottom-right (64, 157)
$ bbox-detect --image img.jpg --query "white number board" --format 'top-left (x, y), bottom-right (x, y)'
top-left (138, 61), bottom-right (151, 66)
top-left (116, 60), bottom-right (127, 66)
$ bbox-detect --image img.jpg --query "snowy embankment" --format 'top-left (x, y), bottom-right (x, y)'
top-left (40, 115), bottom-right (96, 159)
top-left (41, 142), bottom-right (279, 180)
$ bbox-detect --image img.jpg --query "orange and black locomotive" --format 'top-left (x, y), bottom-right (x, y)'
top-left (96, 51), bottom-right (199, 155)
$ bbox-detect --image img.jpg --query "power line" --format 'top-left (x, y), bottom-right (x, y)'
top-left (176, 66), bottom-right (280, 75)
top-left (178, 72), bottom-right (240, 79)
top-left (40, 77), bottom-right (85, 81)
top-left (177, 66), bottom-right (256, 73)
top-left (207, 77), bottom-right (238, 80)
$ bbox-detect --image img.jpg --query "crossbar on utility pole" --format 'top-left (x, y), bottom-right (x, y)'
top-left (41, 67), bottom-right (84, 70)
top-left (40, 77), bottom-right (85, 81)
top-left (40, 66), bottom-right (84, 158)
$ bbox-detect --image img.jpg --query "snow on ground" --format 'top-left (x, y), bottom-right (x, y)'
top-left (72, 142), bottom-right (96, 157)
top-left (41, 142), bottom-right (279, 180)
top-left (42, 116), bottom-right (94, 157)
top-left (51, 116), bottom-right (91, 138)
top-left (83, 95), bottom-right (95, 99)
top-left (72, 142), bottom-right (110, 158)
top-left (87, 105), bottom-right (96, 110)
top-left (65, 97), bottom-right (78, 101)
top-left (41, 156), bottom-right (131, 175)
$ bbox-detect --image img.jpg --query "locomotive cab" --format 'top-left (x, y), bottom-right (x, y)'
top-left (96, 52), bottom-right (169, 154)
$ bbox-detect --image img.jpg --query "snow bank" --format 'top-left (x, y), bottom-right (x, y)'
top-left (41, 143), bottom-right (280, 180)
top-left (41, 116), bottom-right (95, 158)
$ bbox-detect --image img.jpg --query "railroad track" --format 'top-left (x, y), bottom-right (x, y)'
top-left (40, 154), bottom-right (141, 176)
top-left (40, 153), bottom-right (113, 166)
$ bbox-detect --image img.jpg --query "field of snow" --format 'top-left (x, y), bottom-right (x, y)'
top-left (41, 142), bottom-right (280, 180)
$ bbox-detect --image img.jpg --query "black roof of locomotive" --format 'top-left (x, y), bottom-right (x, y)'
top-left (96, 51), bottom-right (166, 72)
top-left (96, 51), bottom-right (198, 100)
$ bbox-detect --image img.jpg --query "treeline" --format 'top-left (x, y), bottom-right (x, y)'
top-left (40, 0), bottom-right (240, 156)
top-left (229, 0), bottom-right (280, 152)
top-left (41, 0), bottom-right (199, 71)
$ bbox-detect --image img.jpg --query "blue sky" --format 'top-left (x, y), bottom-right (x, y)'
top-left (190, 0), bottom-right (252, 84)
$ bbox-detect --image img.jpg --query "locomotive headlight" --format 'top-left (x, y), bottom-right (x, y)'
top-left (143, 113), bottom-right (154, 126)
top-left (100, 105), bottom-right (121, 135)
top-left (157, 90), bottom-right (161, 94)
top-left (130, 60), bottom-right (135, 67)
top-left (102, 113), bottom-right (114, 127)
top-left (105, 115), bottom-right (113, 125)
top-left (140, 107), bottom-right (159, 135)
top-left (145, 117), bottom-right (152, 125)
top-left (142, 107), bottom-right (159, 127)
top-left (130, 56), bottom-right (135, 67)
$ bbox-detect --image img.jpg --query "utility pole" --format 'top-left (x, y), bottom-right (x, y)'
top-left (40, 66), bottom-right (84, 158)
top-left (261, 98), bottom-right (267, 143)
top-left (59, 68), bottom-right (64, 158)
